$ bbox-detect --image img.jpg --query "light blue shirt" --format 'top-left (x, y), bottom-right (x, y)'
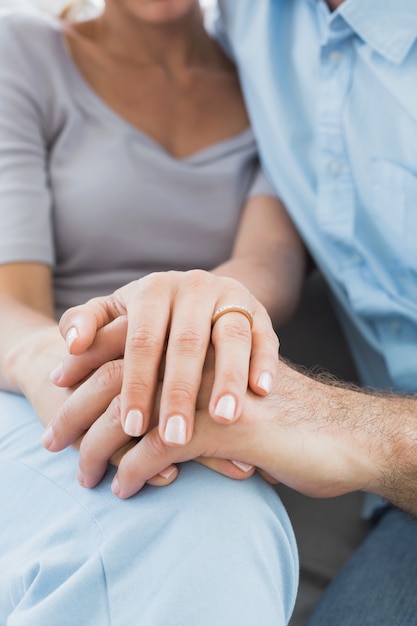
top-left (210, 0), bottom-right (417, 394)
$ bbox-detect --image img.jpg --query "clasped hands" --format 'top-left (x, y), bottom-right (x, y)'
top-left (42, 270), bottom-right (281, 498)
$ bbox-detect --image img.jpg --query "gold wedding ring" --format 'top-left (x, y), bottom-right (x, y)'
top-left (211, 304), bottom-right (254, 329)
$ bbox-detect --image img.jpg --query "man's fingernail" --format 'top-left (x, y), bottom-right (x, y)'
top-left (49, 362), bottom-right (63, 384)
top-left (41, 425), bottom-right (54, 449)
top-left (159, 466), bottom-right (177, 480)
top-left (164, 415), bottom-right (187, 445)
top-left (214, 395), bottom-right (236, 421)
top-left (231, 460), bottom-right (254, 473)
top-left (66, 327), bottom-right (79, 351)
top-left (76, 469), bottom-right (85, 486)
top-left (112, 476), bottom-right (121, 496)
top-left (257, 371), bottom-right (272, 394)
top-left (124, 409), bottom-right (144, 437)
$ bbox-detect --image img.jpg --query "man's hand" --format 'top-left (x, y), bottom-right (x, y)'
top-left (43, 337), bottom-right (417, 518)
top-left (92, 356), bottom-right (417, 519)
top-left (42, 348), bottom-right (254, 488)
top-left (44, 349), bottom-right (377, 500)
top-left (107, 358), bottom-right (380, 499)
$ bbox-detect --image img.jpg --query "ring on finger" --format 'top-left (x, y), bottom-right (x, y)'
top-left (211, 304), bottom-right (253, 329)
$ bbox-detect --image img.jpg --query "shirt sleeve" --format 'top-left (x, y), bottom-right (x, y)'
top-left (0, 16), bottom-right (54, 266)
top-left (246, 162), bottom-right (279, 200)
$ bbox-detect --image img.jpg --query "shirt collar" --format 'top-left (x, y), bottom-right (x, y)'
top-left (337, 0), bottom-right (417, 64)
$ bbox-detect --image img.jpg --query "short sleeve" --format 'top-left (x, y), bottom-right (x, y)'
top-left (246, 163), bottom-right (279, 200)
top-left (0, 15), bottom-right (54, 266)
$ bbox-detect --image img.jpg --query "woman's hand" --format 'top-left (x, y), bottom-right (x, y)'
top-left (4, 323), bottom-right (68, 424)
top-left (3, 319), bottom-right (176, 488)
top-left (51, 270), bottom-right (279, 447)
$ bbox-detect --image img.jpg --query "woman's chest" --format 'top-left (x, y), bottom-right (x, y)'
top-left (68, 42), bottom-right (249, 158)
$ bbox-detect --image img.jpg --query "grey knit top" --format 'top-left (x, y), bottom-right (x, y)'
top-left (0, 11), bottom-right (276, 317)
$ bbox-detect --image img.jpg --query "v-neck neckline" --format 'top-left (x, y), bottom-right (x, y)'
top-left (56, 20), bottom-right (254, 164)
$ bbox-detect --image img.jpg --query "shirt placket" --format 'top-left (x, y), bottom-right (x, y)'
top-left (316, 12), bottom-right (356, 245)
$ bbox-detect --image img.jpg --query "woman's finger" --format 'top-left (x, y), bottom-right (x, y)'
top-left (156, 271), bottom-right (216, 446)
top-left (51, 316), bottom-right (128, 387)
top-left (58, 294), bottom-right (121, 354)
top-left (41, 359), bottom-right (124, 451)
top-left (209, 304), bottom-right (253, 423)
top-left (247, 302), bottom-right (280, 396)
top-left (76, 394), bottom-right (131, 488)
top-left (208, 283), bottom-right (278, 423)
top-left (117, 273), bottom-right (172, 439)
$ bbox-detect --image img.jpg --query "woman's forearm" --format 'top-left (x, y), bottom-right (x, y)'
top-left (0, 263), bottom-right (58, 393)
top-left (0, 293), bottom-right (69, 429)
top-left (0, 295), bottom-right (56, 391)
top-left (212, 241), bottom-right (306, 327)
top-left (212, 194), bottom-right (307, 327)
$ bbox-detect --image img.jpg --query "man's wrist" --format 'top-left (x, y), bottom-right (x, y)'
top-left (246, 361), bottom-right (385, 499)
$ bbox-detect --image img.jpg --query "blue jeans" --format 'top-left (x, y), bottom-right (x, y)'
top-left (0, 392), bottom-right (298, 625)
top-left (307, 507), bottom-right (417, 625)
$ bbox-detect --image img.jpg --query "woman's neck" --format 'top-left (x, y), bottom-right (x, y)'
top-left (82, 3), bottom-right (212, 74)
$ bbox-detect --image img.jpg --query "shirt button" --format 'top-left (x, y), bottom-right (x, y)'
top-left (329, 50), bottom-right (344, 64)
top-left (328, 160), bottom-right (342, 175)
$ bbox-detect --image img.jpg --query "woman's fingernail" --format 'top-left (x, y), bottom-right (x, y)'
top-left (124, 409), bottom-right (144, 437)
top-left (257, 371), bottom-right (272, 394)
top-left (159, 466), bottom-right (177, 480)
top-left (164, 415), bottom-right (187, 444)
top-left (214, 395), bottom-right (236, 421)
top-left (66, 326), bottom-right (79, 351)
top-left (76, 469), bottom-right (85, 486)
top-left (49, 362), bottom-right (63, 384)
top-left (231, 460), bottom-right (254, 473)
top-left (41, 425), bottom-right (54, 449)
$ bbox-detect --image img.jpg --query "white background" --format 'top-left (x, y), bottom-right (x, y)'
top-left (0, 0), bottom-right (100, 11)
top-left (0, 0), bottom-right (214, 15)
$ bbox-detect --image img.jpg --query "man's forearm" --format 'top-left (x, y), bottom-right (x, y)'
top-left (256, 362), bottom-right (417, 515)
top-left (344, 384), bottom-right (417, 515)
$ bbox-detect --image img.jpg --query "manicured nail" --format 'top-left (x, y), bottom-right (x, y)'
top-left (164, 415), bottom-right (187, 444)
top-left (49, 362), bottom-right (63, 384)
top-left (124, 409), bottom-right (144, 437)
top-left (41, 425), bottom-right (54, 449)
top-left (214, 395), bottom-right (236, 421)
top-left (66, 326), bottom-right (78, 351)
top-left (112, 476), bottom-right (121, 497)
top-left (257, 371), bottom-right (272, 394)
top-left (159, 466), bottom-right (177, 480)
top-left (231, 460), bottom-right (254, 473)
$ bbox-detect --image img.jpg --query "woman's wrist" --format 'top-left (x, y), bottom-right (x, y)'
top-left (3, 323), bottom-right (63, 394)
